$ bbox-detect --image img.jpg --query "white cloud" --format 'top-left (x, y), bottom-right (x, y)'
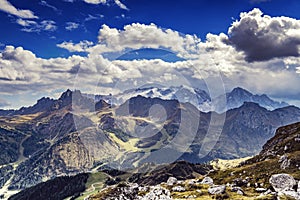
top-left (0, 0), bottom-right (38, 19)
top-left (85, 14), bottom-right (104, 21)
top-left (83, 0), bottom-right (128, 10)
top-left (17, 19), bottom-right (57, 32)
top-left (40, 0), bottom-right (58, 12)
top-left (82, 23), bottom-right (201, 59)
top-left (114, 0), bottom-right (128, 10)
top-left (16, 18), bottom-right (37, 27)
top-left (0, 45), bottom-right (85, 94)
top-left (84, 0), bottom-right (107, 3)
top-left (226, 8), bottom-right (300, 62)
top-left (2, 9), bottom-right (300, 108)
top-left (65, 22), bottom-right (79, 31)
top-left (41, 20), bottom-right (56, 31)
top-left (57, 41), bottom-right (94, 52)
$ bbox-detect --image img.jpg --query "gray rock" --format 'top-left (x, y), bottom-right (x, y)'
top-left (279, 155), bottom-right (291, 169)
top-left (298, 181), bottom-right (300, 193)
top-left (141, 186), bottom-right (172, 200)
top-left (255, 188), bottom-right (267, 192)
top-left (237, 190), bottom-right (244, 195)
top-left (167, 177), bottom-right (177, 186)
top-left (208, 185), bottom-right (226, 195)
top-left (279, 155), bottom-right (288, 163)
top-left (196, 189), bottom-right (202, 194)
top-left (201, 176), bottom-right (214, 185)
top-left (231, 187), bottom-right (244, 195)
top-left (187, 179), bottom-right (197, 185)
top-left (263, 189), bottom-right (273, 195)
top-left (269, 174), bottom-right (296, 192)
top-left (172, 186), bottom-right (185, 192)
top-left (279, 190), bottom-right (300, 200)
top-left (231, 186), bottom-right (242, 191)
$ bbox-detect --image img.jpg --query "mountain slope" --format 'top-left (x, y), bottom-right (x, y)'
top-left (0, 90), bottom-right (299, 197)
top-left (8, 122), bottom-right (300, 200)
top-left (211, 121), bottom-right (300, 194)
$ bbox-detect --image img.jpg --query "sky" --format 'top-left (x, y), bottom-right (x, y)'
top-left (0, 0), bottom-right (300, 108)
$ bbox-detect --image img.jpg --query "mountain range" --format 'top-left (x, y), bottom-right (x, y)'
top-left (0, 87), bottom-right (299, 198)
top-left (92, 86), bottom-right (288, 113)
top-left (8, 121), bottom-right (300, 200)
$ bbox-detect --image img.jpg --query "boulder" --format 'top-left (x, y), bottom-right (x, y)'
top-left (201, 177), bottom-right (214, 185)
top-left (167, 177), bottom-right (177, 186)
top-left (269, 174), bottom-right (296, 192)
top-left (237, 190), bottom-right (244, 195)
top-left (279, 190), bottom-right (300, 200)
top-left (208, 185), bottom-right (226, 195)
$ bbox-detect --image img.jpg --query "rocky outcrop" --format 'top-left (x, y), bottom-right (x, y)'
top-left (166, 177), bottom-right (177, 186)
top-left (200, 176), bottom-right (214, 185)
top-left (141, 186), bottom-right (172, 200)
top-left (208, 185), bottom-right (226, 195)
top-left (171, 185), bottom-right (185, 192)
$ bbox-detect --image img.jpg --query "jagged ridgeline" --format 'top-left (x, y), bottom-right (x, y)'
top-left (0, 88), bottom-right (300, 198)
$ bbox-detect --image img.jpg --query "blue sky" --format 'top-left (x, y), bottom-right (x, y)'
top-left (1, 0), bottom-right (300, 58)
top-left (0, 0), bottom-right (300, 108)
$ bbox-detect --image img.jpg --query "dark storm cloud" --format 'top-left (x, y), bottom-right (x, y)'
top-left (225, 8), bottom-right (300, 62)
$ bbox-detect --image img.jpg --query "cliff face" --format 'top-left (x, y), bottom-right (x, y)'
top-left (259, 122), bottom-right (300, 160)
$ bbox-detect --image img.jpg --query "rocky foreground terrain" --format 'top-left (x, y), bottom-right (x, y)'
top-left (8, 121), bottom-right (300, 200)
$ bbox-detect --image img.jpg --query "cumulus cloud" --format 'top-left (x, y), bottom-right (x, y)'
top-left (2, 9), bottom-right (300, 107)
top-left (85, 23), bottom-right (201, 59)
top-left (0, 0), bottom-right (38, 19)
top-left (65, 22), bottom-right (79, 31)
top-left (57, 41), bottom-right (94, 52)
top-left (226, 8), bottom-right (300, 62)
top-left (0, 45), bottom-right (86, 94)
top-left (17, 19), bottom-right (57, 32)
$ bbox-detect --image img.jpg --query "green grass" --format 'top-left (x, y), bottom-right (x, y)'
top-left (86, 172), bottom-right (108, 188)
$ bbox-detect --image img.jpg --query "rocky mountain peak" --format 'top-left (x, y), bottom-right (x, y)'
top-left (230, 87), bottom-right (253, 97)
